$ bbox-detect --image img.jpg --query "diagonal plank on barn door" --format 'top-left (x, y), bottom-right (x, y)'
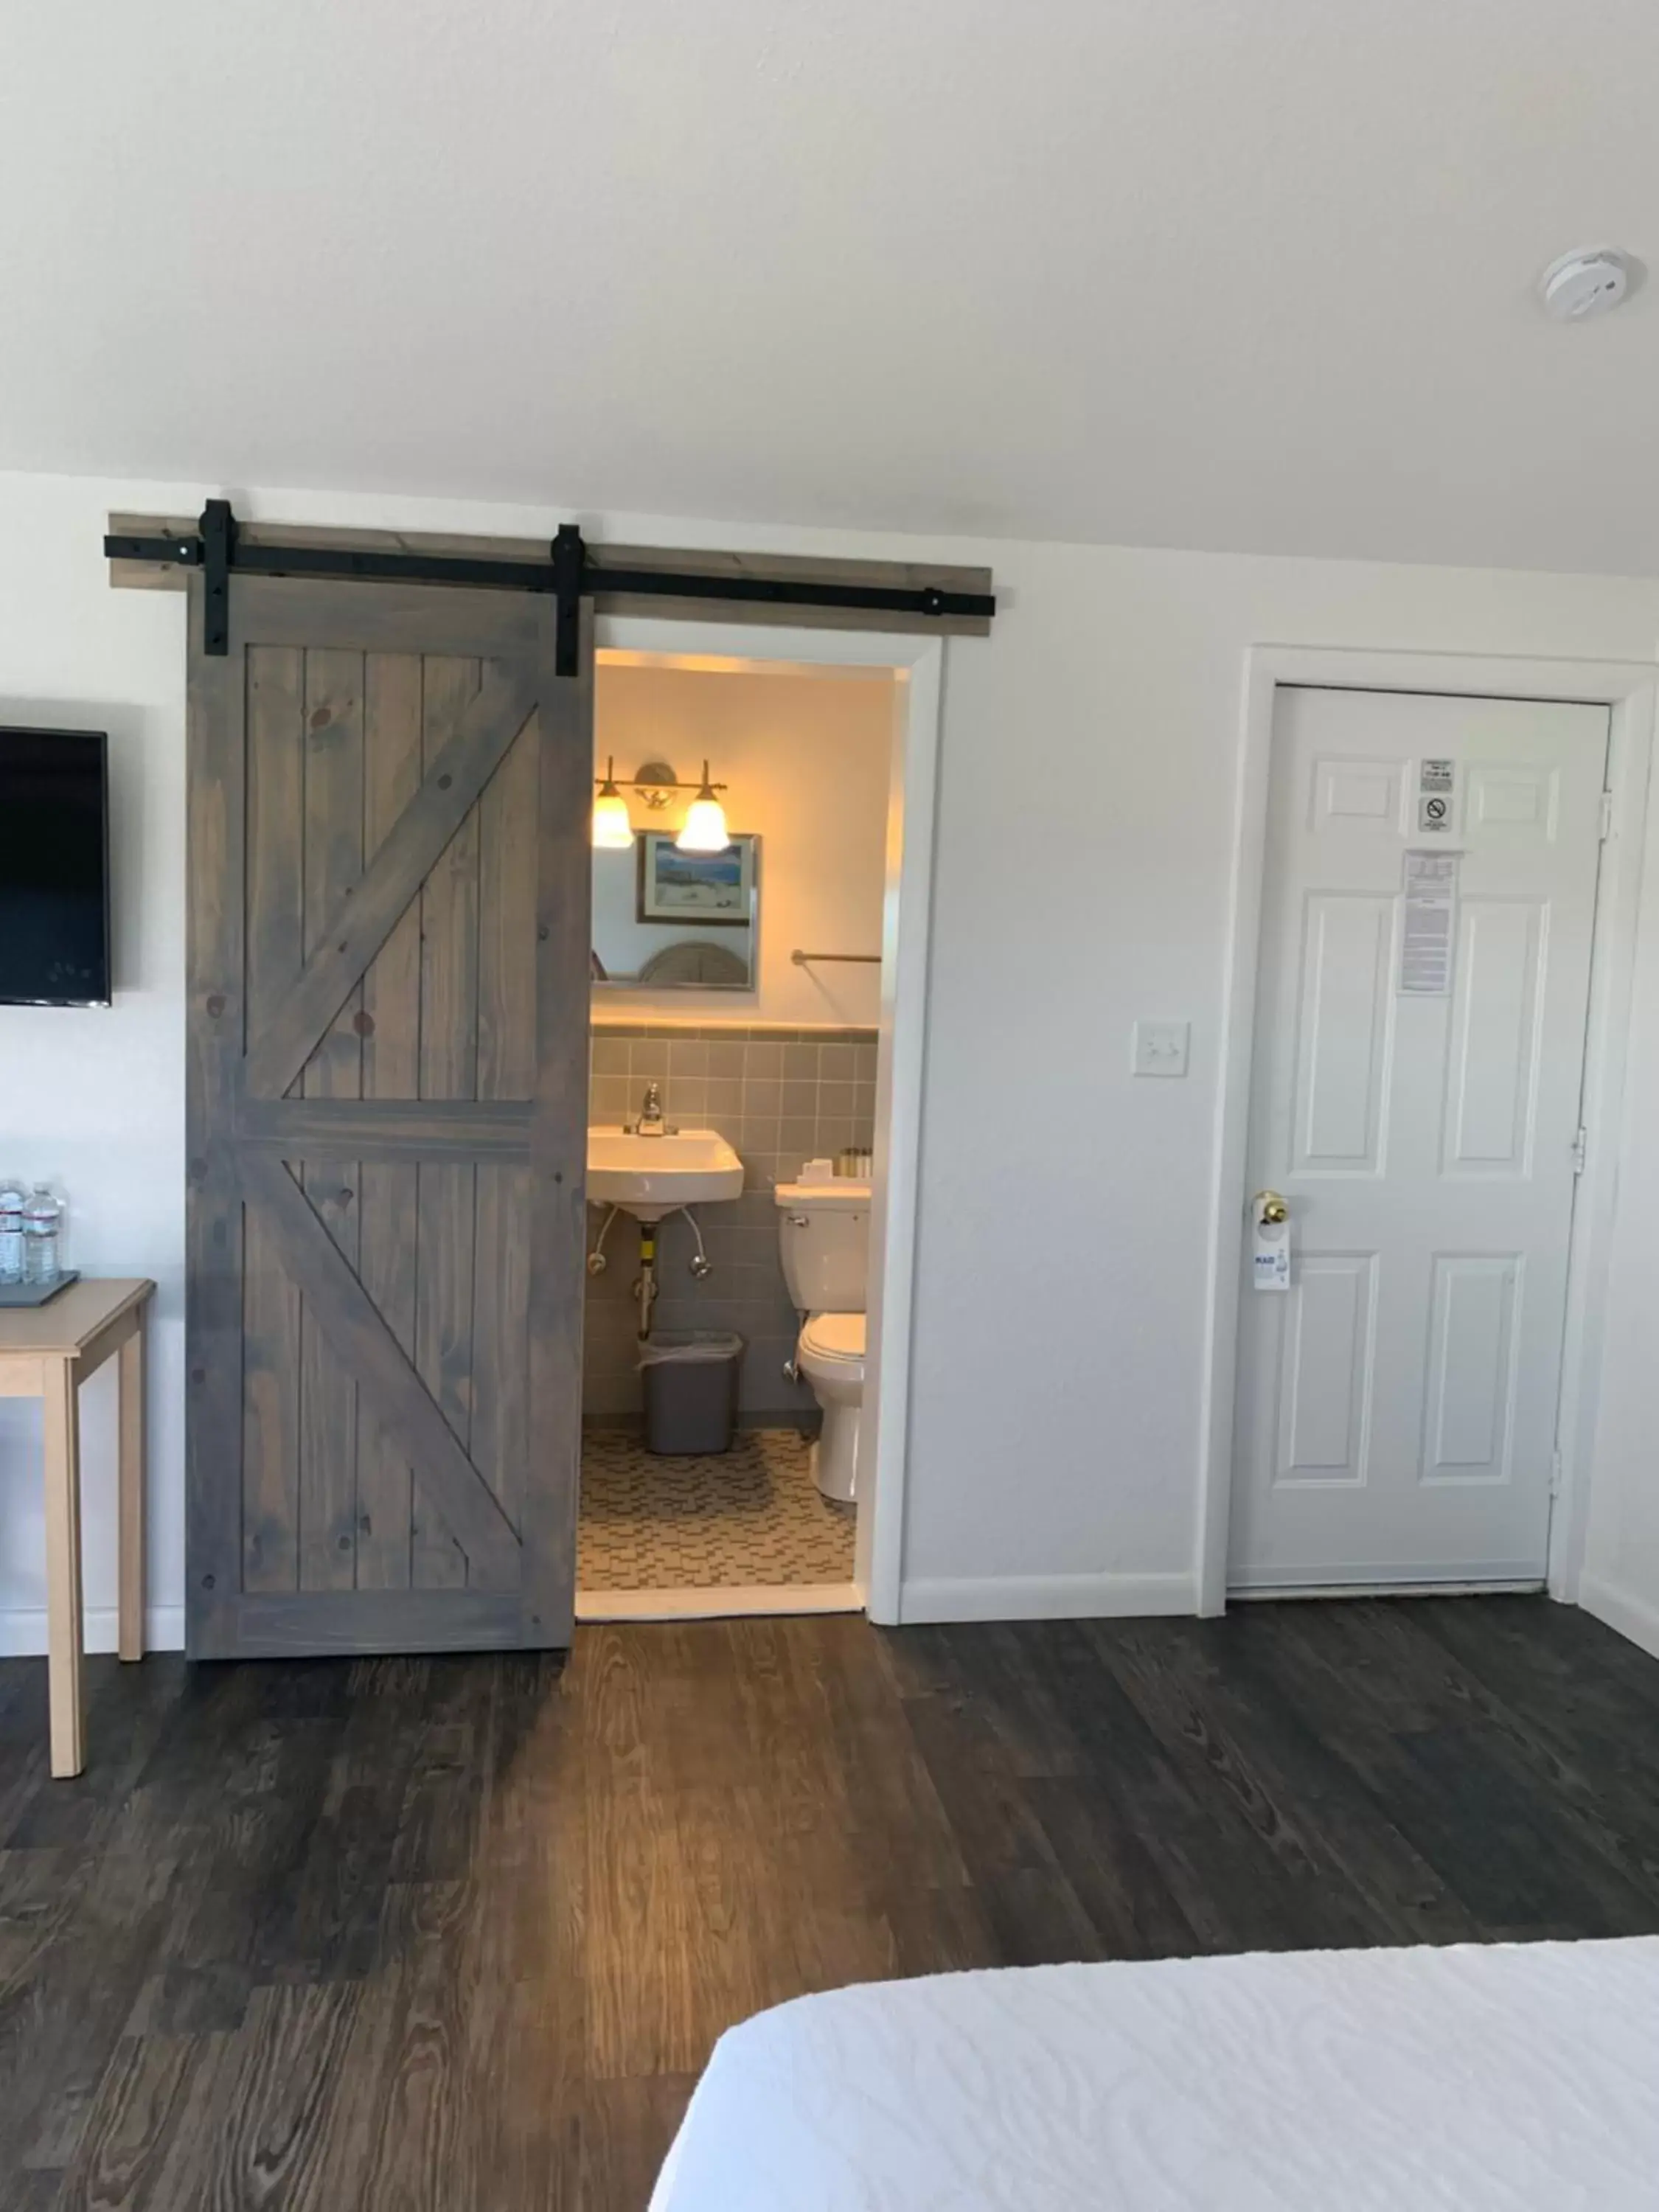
top-left (243, 658), bottom-right (539, 1102)
top-left (241, 1152), bottom-right (520, 1585)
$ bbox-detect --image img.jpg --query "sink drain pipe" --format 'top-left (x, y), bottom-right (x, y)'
top-left (633, 1222), bottom-right (659, 1338)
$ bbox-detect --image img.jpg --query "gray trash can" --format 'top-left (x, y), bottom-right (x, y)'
top-left (639, 1332), bottom-right (745, 1455)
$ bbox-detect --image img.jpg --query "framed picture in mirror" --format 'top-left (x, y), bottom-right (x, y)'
top-left (636, 832), bottom-right (757, 925)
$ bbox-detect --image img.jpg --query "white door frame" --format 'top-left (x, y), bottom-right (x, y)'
top-left (596, 615), bottom-right (946, 1626)
top-left (1196, 644), bottom-right (1657, 1615)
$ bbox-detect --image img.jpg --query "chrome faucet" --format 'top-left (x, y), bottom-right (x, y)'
top-left (635, 1081), bottom-right (664, 1134)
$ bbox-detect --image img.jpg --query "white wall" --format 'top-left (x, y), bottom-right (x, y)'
top-left (4, 465), bottom-right (1659, 1648)
top-left (592, 658), bottom-right (891, 1026)
top-left (0, 474), bottom-right (187, 1650)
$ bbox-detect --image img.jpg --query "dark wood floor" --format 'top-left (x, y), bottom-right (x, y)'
top-left (4, 1597), bottom-right (1659, 2210)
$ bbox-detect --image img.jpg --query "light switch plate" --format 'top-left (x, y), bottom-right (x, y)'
top-left (1132, 1020), bottom-right (1190, 1077)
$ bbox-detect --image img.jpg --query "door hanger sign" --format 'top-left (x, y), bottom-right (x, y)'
top-left (1251, 1192), bottom-right (1291, 1292)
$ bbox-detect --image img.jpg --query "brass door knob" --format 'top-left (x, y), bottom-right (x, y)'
top-left (1255, 1190), bottom-right (1289, 1225)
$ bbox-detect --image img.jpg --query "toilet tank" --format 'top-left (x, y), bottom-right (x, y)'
top-left (774, 1180), bottom-right (872, 1313)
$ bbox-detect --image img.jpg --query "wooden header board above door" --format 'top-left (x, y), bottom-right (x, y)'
top-left (107, 512), bottom-right (994, 643)
top-left (186, 574), bottom-right (591, 1658)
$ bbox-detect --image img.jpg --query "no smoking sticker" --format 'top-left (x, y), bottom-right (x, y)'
top-left (1418, 793), bottom-right (1452, 832)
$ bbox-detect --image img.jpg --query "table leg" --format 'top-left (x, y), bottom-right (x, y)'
top-left (42, 1354), bottom-right (85, 1778)
top-left (119, 1315), bottom-right (146, 1663)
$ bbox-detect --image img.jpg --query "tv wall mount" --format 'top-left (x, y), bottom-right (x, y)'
top-left (105, 502), bottom-right (995, 679)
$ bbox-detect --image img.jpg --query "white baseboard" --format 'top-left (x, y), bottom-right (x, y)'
top-left (898, 1571), bottom-right (1195, 1624)
top-left (0, 1603), bottom-right (185, 1658)
top-left (1578, 1572), bottom-right (1659, 1666)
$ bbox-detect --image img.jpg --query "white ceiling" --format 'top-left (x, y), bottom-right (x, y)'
top-left (6, 1), bottom-right (1659, 574)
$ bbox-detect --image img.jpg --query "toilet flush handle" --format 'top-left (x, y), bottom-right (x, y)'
top-left (787, 1214), bottom-right (810, 1227)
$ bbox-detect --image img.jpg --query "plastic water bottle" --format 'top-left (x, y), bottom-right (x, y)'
top-left (0, 1182), bottom-right (23, 1282)
top-left (21, 1186), bottom-right (62, 1286)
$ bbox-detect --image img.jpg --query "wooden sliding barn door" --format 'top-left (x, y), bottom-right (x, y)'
top-left (186, 576), bottom-right (591, 1657)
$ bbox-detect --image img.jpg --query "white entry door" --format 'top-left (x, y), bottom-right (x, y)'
top-left (1229, 686), bottom-right (1610, 1591)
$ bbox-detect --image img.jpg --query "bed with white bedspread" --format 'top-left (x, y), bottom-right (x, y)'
top-left (651, 1938), bottom-right (1659, 2210)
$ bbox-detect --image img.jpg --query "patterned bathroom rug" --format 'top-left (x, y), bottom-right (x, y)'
top-left (577, 1427), bottom-right (855, 1590)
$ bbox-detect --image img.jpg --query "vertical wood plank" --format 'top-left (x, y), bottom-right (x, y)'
top-left (43, 1356), bottom-right (85, 1776)
top-left (469, 1164), bottom-right (532, 1564)
top-left (186, 580), bottom-right (249, 1655)
top-left (300, 649), bottom-right (367, 1098)
top-left (414, 657), bottom-right (481, 1588)
top-left (413, 1161), bottom-right (477, 1590)
top-left (470, 715), bottom-right (540, 1559)
top-left (356, 653), bottom-right (424, 1590)
top-left (299, 649), bottom-right (366, 1592)
top-left (420, 658), bottom-right (482, 1104)
top-left (245, 645), bottom-right (307, 1073)
top-left (476, 719), bottom-right (540, 1102)
top-left (241, 644), bottom-right (305, 1593)
top-left (118, 1319), bottom-right (147, 1662)
top-left (524, 609), bottom-right (594, 1646)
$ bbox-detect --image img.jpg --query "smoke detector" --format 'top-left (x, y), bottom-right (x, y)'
top-left (1537, 246), bottom-right (1638, 323)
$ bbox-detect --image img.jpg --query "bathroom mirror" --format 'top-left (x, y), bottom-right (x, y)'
top-left (591, 833), bottom-right (759, 993)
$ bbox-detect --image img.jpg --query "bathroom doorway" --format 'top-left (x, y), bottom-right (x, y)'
top-left (573, 624), bottom-right (945, 1626)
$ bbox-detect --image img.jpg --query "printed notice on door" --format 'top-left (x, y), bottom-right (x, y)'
top-left (1399, 849), bottom-right (1459, 996)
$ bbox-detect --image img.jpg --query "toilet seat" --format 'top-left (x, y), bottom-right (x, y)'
top-left (800, 1311), bottom-right (866, 1368)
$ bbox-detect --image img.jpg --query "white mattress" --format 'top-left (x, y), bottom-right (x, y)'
top-left (650, 1938), bottom-right (1659, 2211)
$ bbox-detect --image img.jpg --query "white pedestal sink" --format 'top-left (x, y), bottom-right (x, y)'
top-left (586, 1126), bottom-right (745, 1221)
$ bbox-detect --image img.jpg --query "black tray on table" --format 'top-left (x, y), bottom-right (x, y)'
top-left (0, 1270), bottom-right (81, 1308)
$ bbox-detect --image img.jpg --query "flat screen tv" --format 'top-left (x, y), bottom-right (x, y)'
top-left (0, 728), bottom-right (112, 1006)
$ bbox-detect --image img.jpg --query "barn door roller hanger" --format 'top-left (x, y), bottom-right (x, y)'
top-left (104, 500), bottom-right (997, 677)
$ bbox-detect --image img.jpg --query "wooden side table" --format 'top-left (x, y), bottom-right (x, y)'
top-left (0, 1278), bottom-right (154, 1776)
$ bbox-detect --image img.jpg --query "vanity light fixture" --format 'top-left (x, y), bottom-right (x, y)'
top-left (675, 761), bottom-right (731, 854)
top-left (591, 757), bottom-right (634, 849)
top-left (592, 757), bottom-right (731, 851)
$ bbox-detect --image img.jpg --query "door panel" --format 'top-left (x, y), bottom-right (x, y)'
top-left (1293, 893), bottom-right (1394, 1172)
top-left (187, 575), bottom-right (590, 1657)
top-left (1231, 686), bottom-right (1607, 1590)
top-left (1422, 1254), bottom-right (1520, 1482)
top-left (1441, 900), bottom-right (1545, 1173)
top-left (1276, 1252), bottom-right (1377, 1485)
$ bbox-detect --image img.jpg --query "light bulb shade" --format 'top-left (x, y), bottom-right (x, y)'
top-left (592, 789), bottom-right (634, 849)
top-left (675, 794), bottom-right (731, 853)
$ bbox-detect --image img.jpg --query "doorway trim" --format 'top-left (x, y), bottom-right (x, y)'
top-left (1197, 644), bottom-right (1658, 1616)
top-left (594, 615), bottom-right (947, 1627)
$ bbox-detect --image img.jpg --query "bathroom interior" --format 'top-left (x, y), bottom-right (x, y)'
top-left (577, 650), bottom-right (899, 1619)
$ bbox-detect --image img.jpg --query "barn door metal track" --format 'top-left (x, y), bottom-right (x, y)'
top-left (105, 501), bottom-right (996, 676)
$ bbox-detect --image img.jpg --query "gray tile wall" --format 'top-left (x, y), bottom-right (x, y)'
top-left (584, 1023), bottom-right (879, 1425)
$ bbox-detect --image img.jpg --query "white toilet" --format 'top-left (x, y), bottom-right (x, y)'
top-left (775, 1178), bottom-right (871, 1503)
